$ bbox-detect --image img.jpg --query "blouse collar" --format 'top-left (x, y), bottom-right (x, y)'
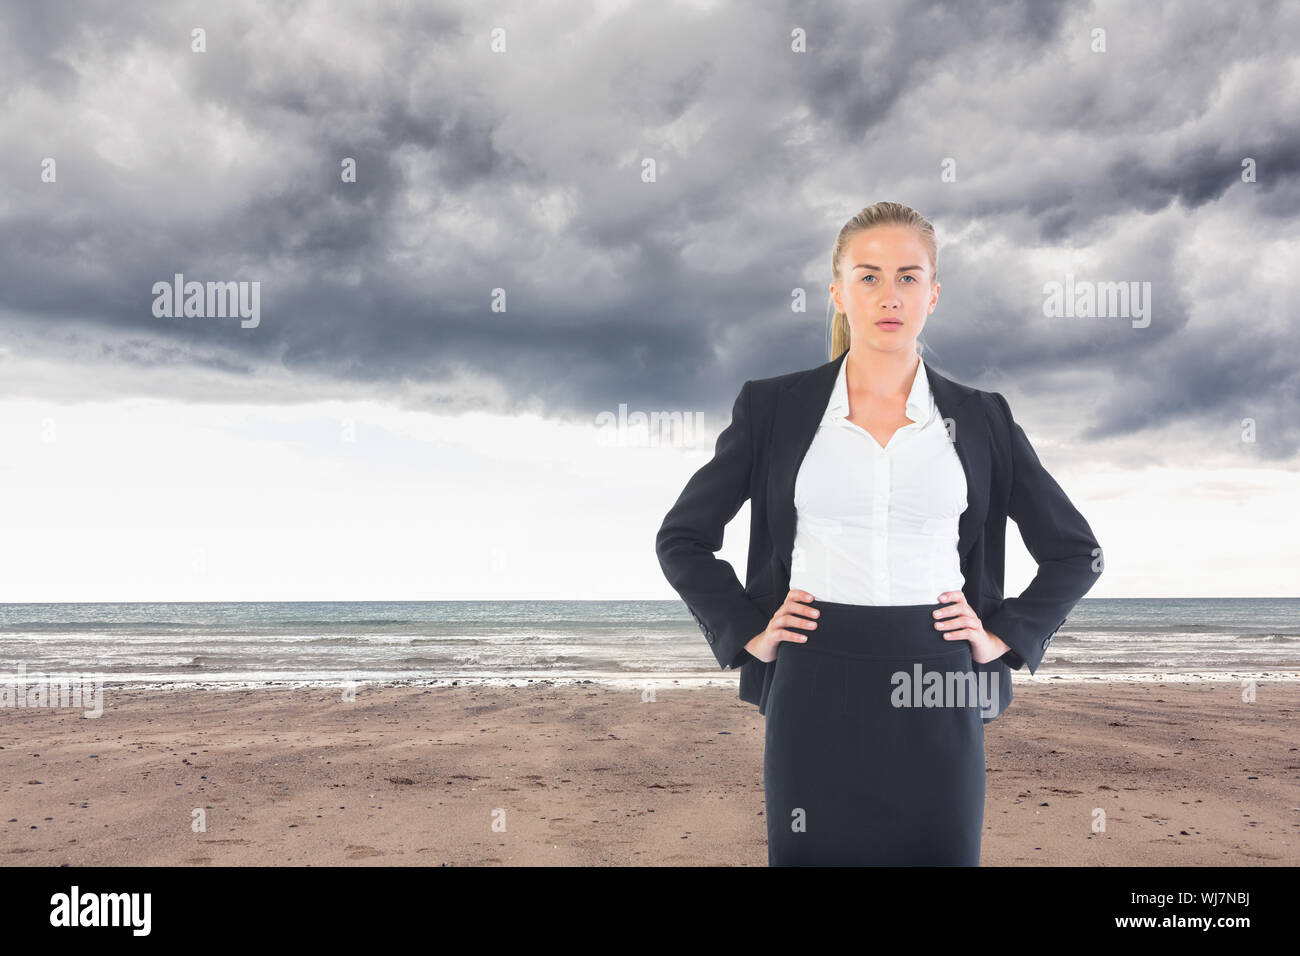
top-left (822, 353), bottom-right (932, 425)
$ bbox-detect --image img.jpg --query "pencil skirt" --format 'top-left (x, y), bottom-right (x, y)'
top-left (763, 599), bottom-right (987, 866)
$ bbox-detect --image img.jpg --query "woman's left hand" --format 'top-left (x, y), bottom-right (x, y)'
top-left (934, 591), bottom-right (1010, 665)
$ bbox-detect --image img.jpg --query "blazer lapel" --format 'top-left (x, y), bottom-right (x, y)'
top-left (767, 352), bottom-right (844, 582)
top-left (929, 363), bottom-right (990, 576)
top-left (767, 351), bottom-right (990, 585)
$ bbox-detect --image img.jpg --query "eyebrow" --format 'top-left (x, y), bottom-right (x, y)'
top-left (852, 264), bottom-right (925, 272)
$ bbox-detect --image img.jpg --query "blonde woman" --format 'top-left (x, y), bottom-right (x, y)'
top-left (656, 201), bottom-right (1103, 866)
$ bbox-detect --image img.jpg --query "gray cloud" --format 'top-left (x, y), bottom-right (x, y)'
top-left (1, 0), bottom-right (1297, 458)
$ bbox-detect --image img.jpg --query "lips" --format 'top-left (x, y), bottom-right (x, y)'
top-left (876, 319), bottom-right (902, 327)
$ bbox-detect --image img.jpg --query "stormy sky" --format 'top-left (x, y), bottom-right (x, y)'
top-left (1, 0), bottom-right (1297, 602)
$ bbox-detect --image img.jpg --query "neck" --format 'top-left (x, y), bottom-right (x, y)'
top-left (844, 347), bottom-right (921, 400)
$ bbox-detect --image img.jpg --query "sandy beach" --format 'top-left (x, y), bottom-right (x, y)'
top-left (3, 679), bottom-right (1298, 866)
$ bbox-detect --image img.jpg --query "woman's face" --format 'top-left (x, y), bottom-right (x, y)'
top-left (830, 224), bottom-right (939, 354)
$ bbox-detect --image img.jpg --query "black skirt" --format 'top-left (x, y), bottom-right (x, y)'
top-left (763, 599), bottom-right (987, 866)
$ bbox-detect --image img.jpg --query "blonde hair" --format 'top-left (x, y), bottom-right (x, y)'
top-left (828, 201), bottom-right (938, 361)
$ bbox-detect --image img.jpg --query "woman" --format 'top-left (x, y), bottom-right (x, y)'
top-left (655, 201), bottom-right (1104, 866)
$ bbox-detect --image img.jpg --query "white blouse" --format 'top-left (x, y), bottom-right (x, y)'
top-left (789, 355), bottom-right (969, 606)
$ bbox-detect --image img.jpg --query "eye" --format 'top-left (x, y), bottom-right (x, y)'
top-left (861, 275), bottom-right (875, 283)
top-left (901, 275), bottom-right (917, 283)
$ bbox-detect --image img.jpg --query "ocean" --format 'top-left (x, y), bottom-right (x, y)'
top-left (1, 598), bottom-right (1297, 690)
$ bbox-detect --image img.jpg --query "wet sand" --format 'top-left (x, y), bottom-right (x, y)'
top-left (3, 679), bottom-right (1298, 865)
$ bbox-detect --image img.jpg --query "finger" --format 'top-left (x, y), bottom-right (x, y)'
top-left (780, 611), bottom-right (818, 629)
top-left (777, 629), bottom-right (809, 643)
top-left (933, 599), bottom-right (967, 619)
top-left (783, 594), bottom-right (819, 618)
top-left (934, 612), bottom-right (971, 630)
top-left (943, 613), bottom-right (982, 631)
top-left (783, 603), bottom-right (820, 621)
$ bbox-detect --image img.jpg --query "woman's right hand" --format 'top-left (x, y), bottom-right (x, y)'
top-left (743, 590), bottom-right (819, 663)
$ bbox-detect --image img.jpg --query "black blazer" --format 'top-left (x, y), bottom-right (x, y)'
top-left (655, 349), bottom-right (1103, 722)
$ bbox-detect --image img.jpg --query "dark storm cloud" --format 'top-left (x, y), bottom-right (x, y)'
top-left (1, 0), bottom-right (1296, 457)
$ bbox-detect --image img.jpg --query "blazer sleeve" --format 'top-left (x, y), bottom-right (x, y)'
top-left (981, 390), bottom-right (1103, 675)
top-left (655, 379), bottom-right (772, 672)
